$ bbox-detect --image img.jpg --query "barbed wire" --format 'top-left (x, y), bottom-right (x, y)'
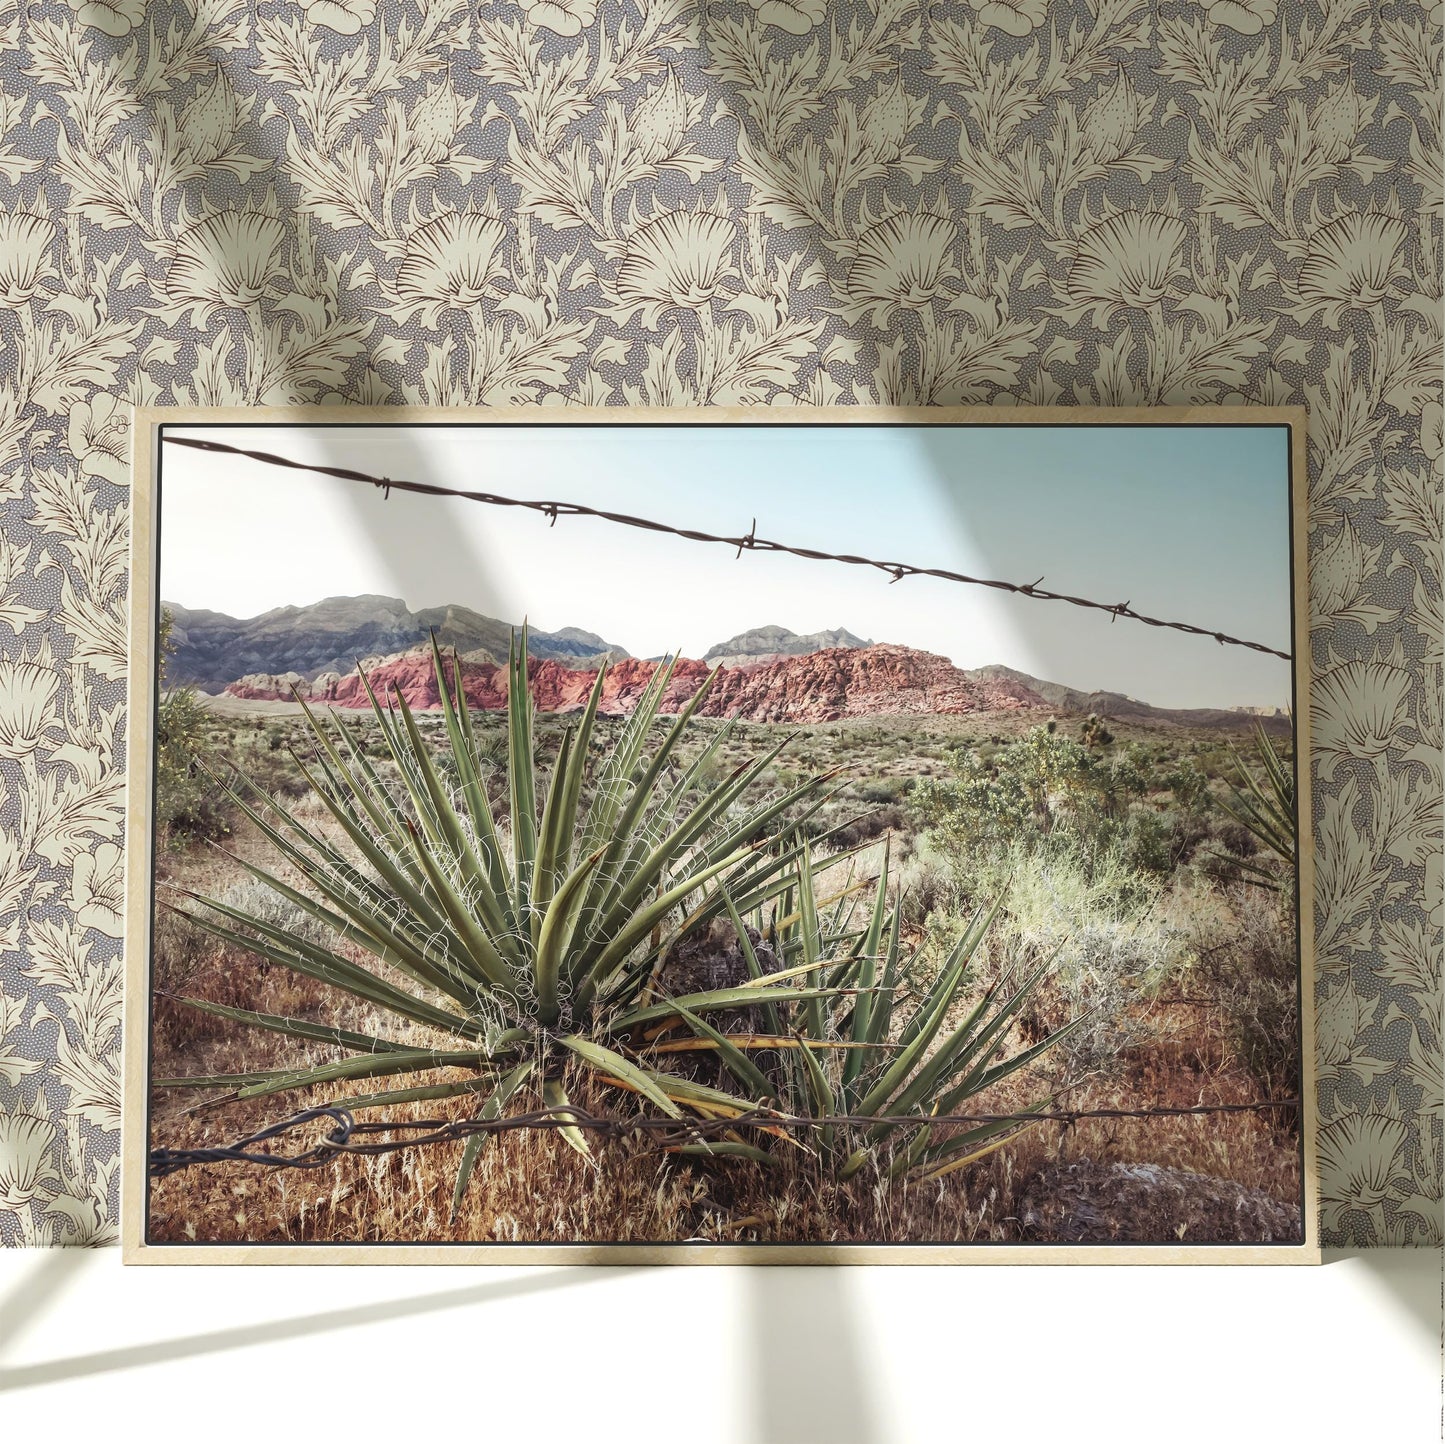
top-left (161, 435), bottom-right (1292, 662)
top-left (149, 1097), bottom-right (1301, 1178)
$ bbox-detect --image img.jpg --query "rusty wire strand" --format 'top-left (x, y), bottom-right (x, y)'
top-left (148, 1098), bottom-right (1302, 1178)
top-left (161, 435), bottom-right (1292, 662)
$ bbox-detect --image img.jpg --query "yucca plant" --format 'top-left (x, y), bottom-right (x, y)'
top-left (1216, 721), bottom-right (1296, 889)
top-left (159, 631), bottom-right (860, 1204)
top-left (622, 844), bottom-right (1084, 1182)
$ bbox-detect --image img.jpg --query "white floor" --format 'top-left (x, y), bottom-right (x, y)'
top-left (0, 1249), bottom-right (1438, 1442)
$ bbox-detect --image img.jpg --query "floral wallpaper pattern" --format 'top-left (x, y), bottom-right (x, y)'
top-left (0, 0), bottom-right (1437, 1248)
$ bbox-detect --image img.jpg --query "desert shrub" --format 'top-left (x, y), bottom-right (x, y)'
top-left (826, 805), bottom-right (905, 850)
top-left (858, 778), bottom-right (906, 805)
top-left (1191, 885), bottom-right (1300, 1099)
top-left (912, 724), bottom-right (1220, 898)
top-left (1078, 713), bottom-right (1113, 749)
top-left (151, 899), bottom-right (222, 995)
top-left (156, 690), bottom-right (234, 848)
top-left (916, 726), bottom-right (1149, 855)
top-left (214, 875), bottom-right (336, 951)
top-left (897, 835), bottom-right (952, 931)
top-left (231, 745), bottom-right (312, 802)
top-left (1121, 807), bottom-right (1179, 876)
top-left (1215, 820), bottom-right (1260, 859)
top-left (154, 611), bottom-right (234, 850)
top-left (1163, 760), bottom-right (1212, 814)
top-left (974, 841), bottom-right (1188, 1084)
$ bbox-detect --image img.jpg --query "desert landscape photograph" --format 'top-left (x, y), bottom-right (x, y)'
top-left (140, 419), bottom-right (1306, 1249)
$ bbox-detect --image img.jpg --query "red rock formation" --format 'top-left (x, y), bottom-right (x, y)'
top-left (700, 645), bottom-right (1040, 723)
top-left (225, 644), bottom-right (1047, 722)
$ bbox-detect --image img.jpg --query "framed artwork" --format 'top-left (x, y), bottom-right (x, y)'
top-left (123, 406), bottom-right (1319, 1263)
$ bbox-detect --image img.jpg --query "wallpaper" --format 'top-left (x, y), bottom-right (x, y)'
top-left (0, 0), bottom-right (1437, 1249)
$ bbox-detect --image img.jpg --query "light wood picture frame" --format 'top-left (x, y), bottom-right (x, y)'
top-left (124, 405), bottom-right (1320, 1264)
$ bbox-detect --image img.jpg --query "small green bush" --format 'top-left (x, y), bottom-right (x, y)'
top-left (958, 840), bottom-right (1187, 1083)
top-left (154, 610), bottom-right (233, 850)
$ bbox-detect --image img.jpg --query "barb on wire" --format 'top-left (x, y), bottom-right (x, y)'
top-left (148, 1098), bottom-right (1302, 1178)
top-left (161, 435), bottom-right (1291, 662)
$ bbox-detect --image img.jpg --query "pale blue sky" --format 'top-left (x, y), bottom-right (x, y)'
top-left (161, 422), bottom-right (1293, 710)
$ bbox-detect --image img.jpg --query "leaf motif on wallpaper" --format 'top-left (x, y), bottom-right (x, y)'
top-left (1315, 980), bottom-right (1389, 1084)
top-left (1404, 1006), bottom-right (1443, 1120)
top-left (1372, 915), bottom-right (1440, 999)
top-left (706, 20), bottom-right (826, 149)
top-left (0, 656), bottom-right (65, 766)
top-left (23, 918), bottom-right (122, 1076)
top-left (1373, 765), bottom-right (1441, 878)
top-left (1381, 457), bottom-right (1443, 554)
top-left (4, 665), bottom-right (125, 873)
top-left (1314, 773), bottom-right (1390, 966)
top-left (1160, 17), bottom-right (1278, 151)
top-left (1317, 1111), bottom-right (1414, 1240)
top-left (21, 915), bottom-right (96, 995)
top-left (1313, 659), bottom-right (1416, 783)
top-left (610, 210), bottom-right (740, 324)
top-left (0, 90), bottom-right (41, 184)
top-left (701, 309), bottom-right (822, 404)
top-left (915, 311), bottom-right (1039, 406)
top-left (1407, 566), bottom-right (1444, 666)
top-left (1143, 312), bottom-right (1274, 407)
top-left (25, 753), bottom-right (125, 869)
top-left (1307, 341), bottom-right (1391, 508)
top-left (1374, 13), bottom-right (1443, 97)
top-left (1364, 312), bottom-right (1441, 423)
top-left (0, 1108), bottom-right (59, 1211)
top-left (0, 986), bottom-right (41, 1087)
top-left (49, 129), bottom-right (149, 235)
top-left (48, 1023), bottom-right (122, 1134)
top-left (1187, 130), bottom-right (1296, 250)
top-left (0, 831), bottom-right (40, 956)
top-left (0, 536), bottom-right (44, 639)
top-left (1310, 517), bottom-right (1398, 635)
top-left (254, 18), bottom-right (364, 150)
top-left (28, 313), bottom-right (142, 416)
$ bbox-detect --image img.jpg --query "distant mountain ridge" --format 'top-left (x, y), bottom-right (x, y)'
top-left (962, 664), bottom-right (1289, 733)
top-left (174, 596), bottom-right (1284, 728)
top-left (162, 595), bottom-right (630, 691)
top-left (703, 625), bottom-right (873, 669)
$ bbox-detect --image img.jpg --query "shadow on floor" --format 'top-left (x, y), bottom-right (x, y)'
top-left (0, 1256), bottom-right (634, 1393)
top-left (1322, 1245), bottom-right (1444, 1348)
top-left (744, 1266), bottom-right (881, 1444)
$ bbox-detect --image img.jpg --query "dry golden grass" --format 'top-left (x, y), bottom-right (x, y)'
top-left (147, 766), bottom-right (1301, 1247)
top-left (147, 918), bottom-right (1299, 1246)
